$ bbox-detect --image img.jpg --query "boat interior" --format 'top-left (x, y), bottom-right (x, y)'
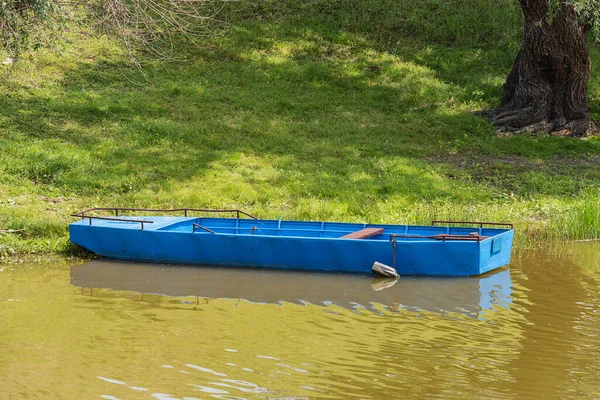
top-left (159, 217), bottom-right (509, 241)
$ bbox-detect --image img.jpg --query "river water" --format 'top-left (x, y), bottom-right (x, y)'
top-left (1, 243), bottom-right (599, 399)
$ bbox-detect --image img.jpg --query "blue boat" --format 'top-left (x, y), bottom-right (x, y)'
top-left (69, 208), bottom-right (514, 277)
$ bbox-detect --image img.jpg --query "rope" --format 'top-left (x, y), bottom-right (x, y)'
top-left (391, 236), bottom-right (397, 269)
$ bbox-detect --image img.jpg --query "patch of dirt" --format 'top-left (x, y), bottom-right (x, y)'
top-left (428, 153), bottom-right (600, 171)
top-left (427, 153), bottom-right (600, 195)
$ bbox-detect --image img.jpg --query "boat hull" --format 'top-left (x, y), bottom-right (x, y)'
top-left (69, 216), bottom-right (514, 276)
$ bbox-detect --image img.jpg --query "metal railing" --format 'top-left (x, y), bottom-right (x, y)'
top-left (71, 207), bottom-right (258, 230)
top-left (431, 220), bottom-right (514, 230)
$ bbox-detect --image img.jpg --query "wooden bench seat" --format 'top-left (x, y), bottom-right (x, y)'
top-left (341, 228), bottom-right (384, 239)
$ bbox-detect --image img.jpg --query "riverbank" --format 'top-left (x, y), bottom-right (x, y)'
top-left (2, 0), bottom-right (600, 257)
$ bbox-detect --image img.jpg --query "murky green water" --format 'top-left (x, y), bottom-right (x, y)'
top-left (1, 243), bottom-right (599, 399)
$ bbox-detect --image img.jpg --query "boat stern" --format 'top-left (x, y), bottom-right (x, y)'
top-left (478, 229), bottom-right (514, 275)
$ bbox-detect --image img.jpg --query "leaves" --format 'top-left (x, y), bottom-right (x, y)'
top-left (547, 0), bottom-right (600, 40)
top-left (0, 0), bottom-right (61, 57)
top-left (0, 0), bottom-right (227, 61)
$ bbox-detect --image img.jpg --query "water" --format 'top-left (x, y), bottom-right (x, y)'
top-left (1, 243), bottom-right (599, 399)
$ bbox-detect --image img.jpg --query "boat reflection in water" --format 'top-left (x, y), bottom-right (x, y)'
top-left (70, 259), bottom-right (512, 317)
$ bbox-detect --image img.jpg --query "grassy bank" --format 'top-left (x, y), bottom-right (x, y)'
top-left (2, 0), bottom-right (600, 257)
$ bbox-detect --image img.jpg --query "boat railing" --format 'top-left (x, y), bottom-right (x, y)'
top-left (431, 220), bottom-right (514, 230)
top-left (71, 207), bottom-right (258, 229)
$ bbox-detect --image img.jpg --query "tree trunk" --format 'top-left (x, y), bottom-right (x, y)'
top-left (491, 0), bottom-right (592, 136)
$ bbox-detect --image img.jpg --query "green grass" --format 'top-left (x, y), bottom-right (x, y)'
top-left (2, 0), bottom-right (600, 257)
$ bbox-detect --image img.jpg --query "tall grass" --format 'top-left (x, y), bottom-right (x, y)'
top-left (550, 189), bottom-right (600, 242)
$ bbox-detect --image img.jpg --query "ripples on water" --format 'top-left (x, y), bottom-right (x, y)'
top-left (0, 243), bottom-right (599, 399)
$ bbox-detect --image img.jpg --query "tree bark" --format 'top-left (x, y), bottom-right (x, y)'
top-left (491, 0), bottom-right (592, 136)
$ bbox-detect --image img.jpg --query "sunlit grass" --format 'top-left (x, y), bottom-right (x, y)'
top-left (2, 0), bottom-right (600, 257)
